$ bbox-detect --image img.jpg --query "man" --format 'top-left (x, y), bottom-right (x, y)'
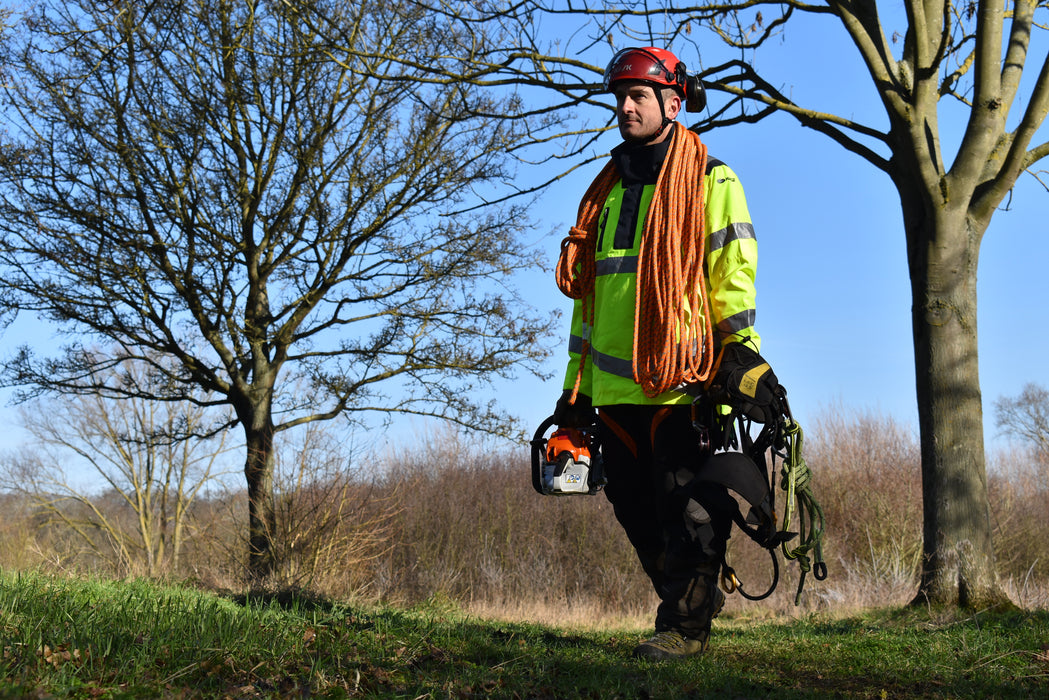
top-left (552, 47), bottom-right (760, 660)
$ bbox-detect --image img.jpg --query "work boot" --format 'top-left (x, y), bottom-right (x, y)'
top-left (632, 629), bottom-right (709, 660)
top-left (634, 587), bottom-right (725, 660)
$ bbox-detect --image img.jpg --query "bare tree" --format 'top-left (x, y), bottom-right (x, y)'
top-left (2, 362), bottom-right (233, 576)
top-left (363, 0), bottom-right (1048, 609)
top-left (995, 383), bottom-right (1049, 460)
top-left (0, 0), bottom-right (551, 580)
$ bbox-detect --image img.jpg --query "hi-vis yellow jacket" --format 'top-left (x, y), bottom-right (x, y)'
top-left (563, 147), bottom-right (760, 407)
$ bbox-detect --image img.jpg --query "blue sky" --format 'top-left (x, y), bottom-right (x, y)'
top-left (2, 10), bottom-right (1047, 462)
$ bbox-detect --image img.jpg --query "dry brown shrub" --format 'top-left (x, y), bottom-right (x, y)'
top-left (4, 406), bottom-right (1048, 621)
top-left (988, 446), bottom-right (1049, 586)
top-left (372, 425), bottom-right (651, 620)
top-left (172, 488), bottom-right (245, 589)
top-left (262, 426), bottom-right (398, 599)
top-left (0, 492), bottom-right (42, 569)
top-left (268, 476), bottom-right (397, 599)
top-left (803, 406), bottom-right (923, 599)
top-left (173, 425), bottom-right (400, 598)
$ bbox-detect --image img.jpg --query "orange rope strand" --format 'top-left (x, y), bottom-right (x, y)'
top-left (633, 125), bottom-right (713, 397)
top-left (555, 161), bottom-right (618, 402)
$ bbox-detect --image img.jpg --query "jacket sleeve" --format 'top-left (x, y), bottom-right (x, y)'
top-left (703, 161), bottom-right (760, 351)
top-left (561, 296), bottom-right (594, 396)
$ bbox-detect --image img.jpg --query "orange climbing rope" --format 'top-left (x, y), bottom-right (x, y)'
top-left (556, 124), bottom-right (714, 401)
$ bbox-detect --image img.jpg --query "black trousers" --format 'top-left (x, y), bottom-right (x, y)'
top-left (598, 403), bottom-right (733, 636)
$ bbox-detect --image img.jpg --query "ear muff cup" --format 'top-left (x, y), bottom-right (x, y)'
top-left (684, 75), bottom-right (706, 113)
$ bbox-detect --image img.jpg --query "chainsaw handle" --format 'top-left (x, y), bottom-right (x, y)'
top-left (530, 414), bottom-right (558, 495)
top-left (532, 414), bottom-right (558, 443)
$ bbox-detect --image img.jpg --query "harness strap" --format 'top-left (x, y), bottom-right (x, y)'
top-left (690, 387), bottom-right (828, 605)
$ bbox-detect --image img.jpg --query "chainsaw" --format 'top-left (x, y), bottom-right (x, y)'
top-left (529, 415), bottom-right (606, 496)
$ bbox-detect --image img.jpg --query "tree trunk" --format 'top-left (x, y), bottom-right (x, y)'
top-left (907, 208), bottom-right (1009, 609)
top-left (244, 422), bottom-right (276, 582)
top-left (236, 388), bottom-right (277, 583)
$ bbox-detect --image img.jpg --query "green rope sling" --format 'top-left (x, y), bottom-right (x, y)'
top-left (778, 418), bottom-right (827, 605)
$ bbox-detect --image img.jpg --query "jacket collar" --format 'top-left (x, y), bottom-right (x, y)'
top-left (610, 127), bottom-right (674, 185)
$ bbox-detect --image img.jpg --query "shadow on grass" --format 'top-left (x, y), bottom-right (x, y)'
top-left (389, 606), bottom-right (1048, 699)
top-left (215, 588), bottom-right (1048, 699)
top-left (227, 585), bottom-right (348, 614)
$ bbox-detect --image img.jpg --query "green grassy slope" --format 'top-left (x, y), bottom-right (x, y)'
top-left (1, 570), bottom-right (1046, 698)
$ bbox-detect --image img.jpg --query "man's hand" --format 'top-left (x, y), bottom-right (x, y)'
top-left (553, 389), bottom-right (596, 428)
top-left (709, 343), bottom-right (781, 423)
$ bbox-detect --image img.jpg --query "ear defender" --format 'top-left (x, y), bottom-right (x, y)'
top-left (674, 60), bottom-right (706, 113)
top-left (684, 74), bottom-right (706, 113)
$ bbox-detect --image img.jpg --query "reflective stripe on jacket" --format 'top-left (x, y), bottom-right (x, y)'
top-left (563, 156), bottom-right (759, 406)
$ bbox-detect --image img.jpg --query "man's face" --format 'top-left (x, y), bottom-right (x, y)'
top-left (613, 81), bottom-right (680, 143)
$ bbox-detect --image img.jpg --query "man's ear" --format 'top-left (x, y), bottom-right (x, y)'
top-left (664, 93), bottom-right (682, 120)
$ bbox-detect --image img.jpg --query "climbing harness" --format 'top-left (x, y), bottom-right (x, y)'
top-left (691, 353), bottom-right (827, 605)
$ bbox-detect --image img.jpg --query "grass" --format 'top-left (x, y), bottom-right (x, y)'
top-left (1, 569), bottom-right (1047, 698)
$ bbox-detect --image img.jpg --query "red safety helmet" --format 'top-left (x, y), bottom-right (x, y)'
top-left (603, 47), bottom-right (687, 96)
top-left (604, 47), bottom-right (706, 113)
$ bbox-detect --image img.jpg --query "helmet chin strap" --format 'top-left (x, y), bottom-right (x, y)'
top-left (631, 91), bottom-right (673, 145)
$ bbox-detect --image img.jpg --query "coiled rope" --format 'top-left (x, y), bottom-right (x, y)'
top-left (556, 124), bottom-right (714, 401)
top-left (778, 418), bottom-right (828, 604)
